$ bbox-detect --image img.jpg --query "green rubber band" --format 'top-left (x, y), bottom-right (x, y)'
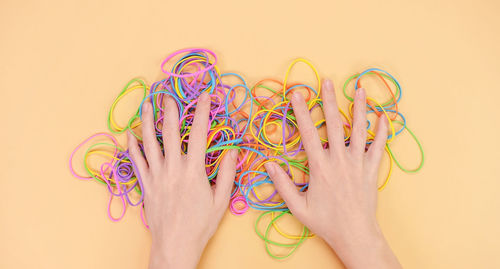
top-left (254, 210), bottom-right (309, 259)
top-left (342, 72), bottom-right (400, 107)
top-left (386, 121), bottom-right (425, 173)
top-left (107, 78), bottom-right (148, 134)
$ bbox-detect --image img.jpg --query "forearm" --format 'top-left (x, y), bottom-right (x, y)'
top-left (325, 221), bottom-right (402, 269)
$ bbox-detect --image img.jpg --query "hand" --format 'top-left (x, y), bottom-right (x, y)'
top-left (127, 92), bottom-right (238, 269)
top-left (264, 79), bottom-right (402, 269)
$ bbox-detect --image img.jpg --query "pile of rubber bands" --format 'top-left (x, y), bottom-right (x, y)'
top-left (69, 48), bottom-right (424, 259)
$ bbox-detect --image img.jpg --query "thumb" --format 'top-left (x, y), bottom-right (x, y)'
top-left (264, 161), bottom-right (306, 217)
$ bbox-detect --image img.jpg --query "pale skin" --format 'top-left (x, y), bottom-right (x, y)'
top-left (128, 79), bottom-right (402, 269)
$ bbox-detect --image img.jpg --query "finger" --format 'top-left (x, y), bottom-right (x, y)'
top-left (127, 131), bottom-right (149, 186)
top-left (141, 101), bottom-right (163, 167)
top-left (214, 149), bottom-right (238, 209)
top-left (320, 79), bottom-right (346, 154)
top-left (367, 115), bottom-right (389, 164)
top-left (188, 92), bottom-right (210, 165)
top-left (264, 162), bottom-right (306, 217)
top-left (291, 92), bottom-right (325, 166)
top-left (350, 88), bottom-right (367, 155)
top-left (141, 101), bottom-right (163, 166)
top-left (162, 94), bottom-right (181, 162)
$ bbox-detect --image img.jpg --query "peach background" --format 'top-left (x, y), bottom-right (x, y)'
top-left (1, 0), bottom-right (499, 268)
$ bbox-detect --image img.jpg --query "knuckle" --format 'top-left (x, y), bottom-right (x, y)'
top-left (301, 126), bottom-right (317, 138)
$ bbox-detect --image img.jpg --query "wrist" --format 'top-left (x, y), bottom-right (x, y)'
top-left (149, 234), bottom-right (208, 269)
top-left (325, 220), bottom-right (401, 269)
top-left (324, 217), bottom-right (381, 249)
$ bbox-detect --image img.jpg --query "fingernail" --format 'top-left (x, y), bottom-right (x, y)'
top-left (323, 79), bottom-right (332, 88)
top-left (264, 162), bottom-right (275, 175)
top-left (231, 149), bottom-right (238, 159)
top-left (381, 114), bottom-right (389, 124)
top-left (292, 91), bottom-right (302, 101)
top-left (165, 94), bottom-right (173, 102)
top-left (143, 102), bottom-right (150, 112)
top-left (356, 88), bottom-right (365, 97)
top-left (199, 92), bottom-right (209, 102)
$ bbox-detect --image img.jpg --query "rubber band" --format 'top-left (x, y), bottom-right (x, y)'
top-left (70, 49), bottom-right (424, 259)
